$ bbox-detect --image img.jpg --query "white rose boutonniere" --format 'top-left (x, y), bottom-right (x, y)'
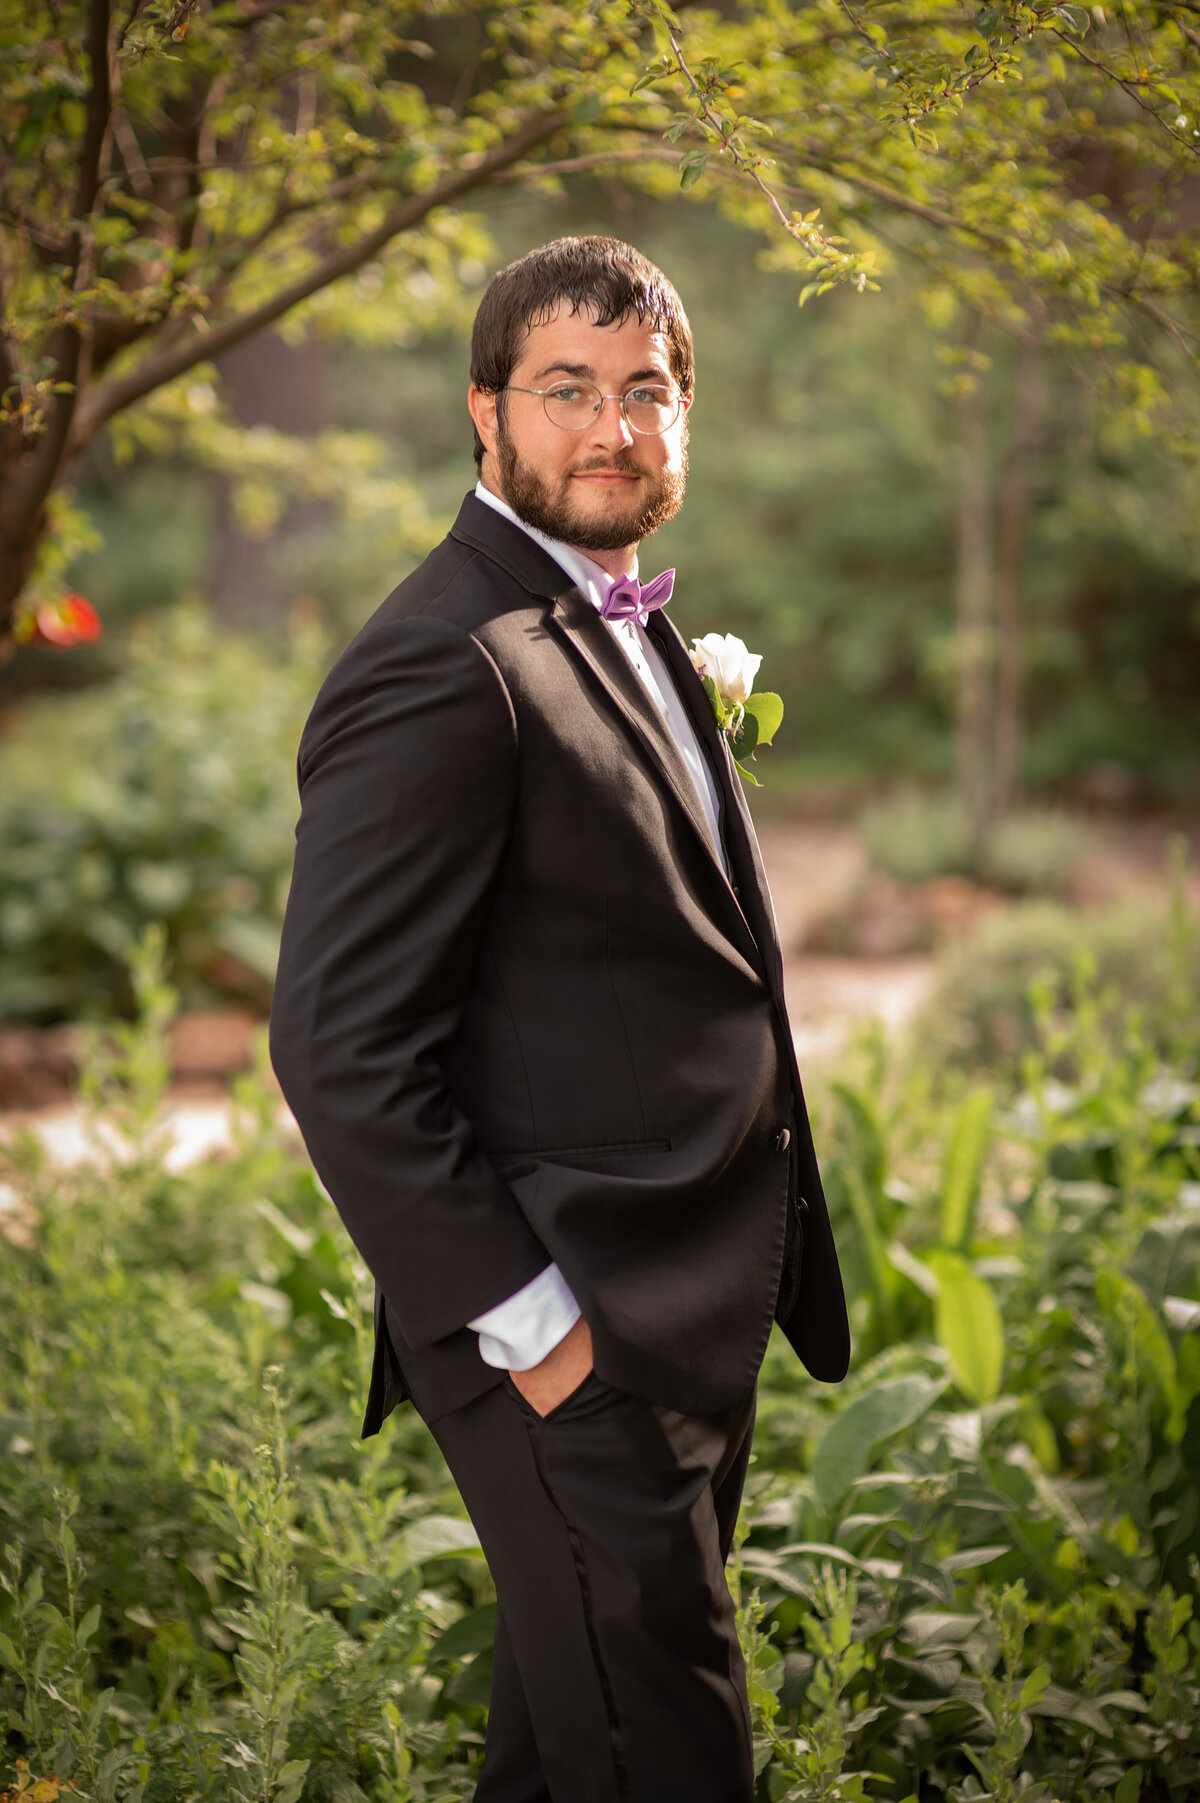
top-left (689, 633), bottom-right (784, 787)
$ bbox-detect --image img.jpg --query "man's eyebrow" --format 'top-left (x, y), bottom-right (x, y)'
top-left (530, 361), bottom-right (674, 384)
top-left (531, 361), bottom-right (596, 380)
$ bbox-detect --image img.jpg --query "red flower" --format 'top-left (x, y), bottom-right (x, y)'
top-left (28, 593), bottom-right (102, 649)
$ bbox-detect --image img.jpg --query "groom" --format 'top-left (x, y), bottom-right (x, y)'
top-left (269, 235), bottom-right (849, 1803)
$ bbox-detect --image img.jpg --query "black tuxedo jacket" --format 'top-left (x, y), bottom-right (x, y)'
top-left (269, 493), bottom-right (850, 1434)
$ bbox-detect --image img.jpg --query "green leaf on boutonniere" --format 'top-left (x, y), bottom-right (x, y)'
top-left (743, 690), bottom-right (784, 746)
top-left (731, 708), bottom-right (760, 758)
top-left (699, 671), bottom-right (729, 729)
top-left (733, 759), bottom-right (761, 786)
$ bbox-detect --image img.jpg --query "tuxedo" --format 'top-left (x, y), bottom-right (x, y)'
top-left (268, 491), bottom-right (849, 1802)
top-left (269, 492), bottom-right (849, 1426)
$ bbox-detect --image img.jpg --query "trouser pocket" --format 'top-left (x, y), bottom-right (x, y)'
top-left (505, 1369), bottom-right (613, 1423)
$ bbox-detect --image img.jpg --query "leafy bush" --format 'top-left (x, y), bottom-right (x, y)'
top-left (920, 861), bottom-right (1198, 1073)
top-left (860, 790), bottom-right (1087, 893)
top-left (2, 932), bottom-right (1198, 1800)
top-left (0, 607), bottom-right (324, 1023)
top-left (741, 964), bottom-right (1200, 1798)
top-left (860, 790), bottom-right (973, 886)
top-left (983, 807), bottom-right (1089, 896)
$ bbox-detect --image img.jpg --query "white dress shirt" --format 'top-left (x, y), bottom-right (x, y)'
top-left (465, 480), bottom-right (727, 1371)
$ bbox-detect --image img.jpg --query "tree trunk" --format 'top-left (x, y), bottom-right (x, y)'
top-left (955, 334), bottom-right (994, 865)
top-left (992, 333), bottom-right (1045, 817)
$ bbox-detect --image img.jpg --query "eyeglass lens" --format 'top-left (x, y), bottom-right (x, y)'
top-left (544, 382), bottom-right (680, 435)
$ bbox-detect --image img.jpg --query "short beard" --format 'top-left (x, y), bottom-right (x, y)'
top-left (495, 419), bottom-right (687, 553)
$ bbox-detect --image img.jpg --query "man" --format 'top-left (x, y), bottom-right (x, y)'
top-left (269, 235), bottom-right (849, 1803)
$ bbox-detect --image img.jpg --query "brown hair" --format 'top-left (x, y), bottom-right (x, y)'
top-left (468, 235), bottom-right (694, 468)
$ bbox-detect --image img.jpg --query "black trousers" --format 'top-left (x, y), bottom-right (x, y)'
top-left (426, 1368), bottom-right (759, 1803)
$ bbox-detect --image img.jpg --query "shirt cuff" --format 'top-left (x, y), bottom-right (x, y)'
top-left (466, 1262), bottom-right (582, 1371)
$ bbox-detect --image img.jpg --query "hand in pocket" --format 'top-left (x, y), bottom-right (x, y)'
top-left (509, 1316), bottom-right (593, 1418)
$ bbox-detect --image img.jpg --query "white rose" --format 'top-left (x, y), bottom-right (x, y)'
top-left (689, 633), bottom-right (763, 706)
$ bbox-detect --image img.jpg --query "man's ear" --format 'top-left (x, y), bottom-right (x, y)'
top-left (468, 384), bottom-right (499, 464)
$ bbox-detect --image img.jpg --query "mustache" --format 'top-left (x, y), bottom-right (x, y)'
top-left (566, 456), bottom-right (646, 478)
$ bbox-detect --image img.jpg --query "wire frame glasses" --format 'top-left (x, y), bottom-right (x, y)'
top-left (503, 380), bottom-right (686, 435)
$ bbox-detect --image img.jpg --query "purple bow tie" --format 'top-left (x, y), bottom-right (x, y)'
top-left (599, 568), bottom-right (675, 628)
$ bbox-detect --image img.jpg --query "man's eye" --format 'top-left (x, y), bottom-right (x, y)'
top-left (549, 385), bottom-right (585, 402)
top-left (627, 386), bottom-right (668, 404)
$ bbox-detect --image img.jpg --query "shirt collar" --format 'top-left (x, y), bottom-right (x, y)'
top-left (473, 480), bottom-right (639, 616)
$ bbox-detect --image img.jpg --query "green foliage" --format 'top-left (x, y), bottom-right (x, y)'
top-left (0, 606), bottom-right (323, 1021)
top-left (3, 0), bottom-right (1199, 645)
top-left (860, 791), bottom-right (1087, 892)
top-left (3, 906), bottom-right (1200, 1798)
top-left (921, 864), bottom-right (1200, 1074)
top-left (930, 1251), bottom-right (1005, 1406)
top-left (0, 936), bottom-right (489, 1800)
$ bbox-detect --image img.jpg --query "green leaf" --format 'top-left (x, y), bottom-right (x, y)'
top-left (930, 1252), bottom-right (1004, 1404)
top-left (887, 1239), bottom-right (940, 1299)
top-left (1056, 3), bottom-right (1091, 34)
top-left (1115, 1767), bottom-right (1144, 1803)
top-left (630, 62), bottom-right (668, 93)
top-left (0, 1631), bottom-right (20, 1673)
top-left (811, 1374), bottom-right (945, 1509)
top-left (733, 759), bottom-right (760, 787)
top-left (77, 1602), bottom-right (102, 1647)
top-left (428, 1602), bottom-right (498, 1664)
top-left (274, 1759), bottom-right (310, 1803)
top-left (939, 1087), bottom-right (992, 1250)
top-left (743, 690), bottom-right (784, 746)
top-left (1095, 1266), bottom-right (1177, 1427)
top-left (446, 1644), bottom-right (495, 1706)
top-left (699, 671), bottom-right (728, 728)
top-left (403, 1515), bottom-right (483, 1564)
top-left (1028, 1681), bottom-right (1112, 1735)
top-left (679, 151), bottom-right (709, 191)
top-left (730, 711), bottom-right (760, 759)
top-left (832, 1080), bottom-right (887, 1191)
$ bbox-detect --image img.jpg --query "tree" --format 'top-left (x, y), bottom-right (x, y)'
top-left (2, 0), bottom-right (1197, 658)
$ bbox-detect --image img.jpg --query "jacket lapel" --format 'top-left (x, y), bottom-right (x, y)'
top-left (449, 494), bottom-right (766, 974)
top-left (545, 588), bottom-right (761, 971)
top-left (646, 610), bottom-right (787, 999)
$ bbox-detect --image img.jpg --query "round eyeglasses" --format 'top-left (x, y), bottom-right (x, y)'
top-left (503, 380), bottom-right (687, 436)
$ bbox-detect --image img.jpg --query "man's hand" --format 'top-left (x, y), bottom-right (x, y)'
top-left (509, 1316), bottom-right (593, 1417)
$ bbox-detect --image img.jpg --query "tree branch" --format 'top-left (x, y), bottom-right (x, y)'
top-left (782, 158), bottom-right (1010, 249)
top-left (499, 137), bottom-right (1198, 360)
top-left (1049, 27), bottom-right (1200, 154)
top-left (7, 0), bottom-right (117, 550)
top-left (111, 108), bottom-right (154, 199)
top-left (0, 252), bottom-right (17, 400)
top-left (493, 147), bottom-right (680, 181)
top-left (70, 107), bottom-right (570, 446)
top-left (74, 0), bottom-right (113, 240)
top-left (500, 135), bottom-right (1013, 251)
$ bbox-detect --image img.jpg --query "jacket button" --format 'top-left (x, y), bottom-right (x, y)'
top-left (774, 1126), bottom-right (790, 1153)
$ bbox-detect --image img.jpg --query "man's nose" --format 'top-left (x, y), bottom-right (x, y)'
top-left (588, 393), bottom-right (635, 449)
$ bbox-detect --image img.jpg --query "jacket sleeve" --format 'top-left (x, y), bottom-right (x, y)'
top-left (268, 611), bottom-right (552, 1350)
